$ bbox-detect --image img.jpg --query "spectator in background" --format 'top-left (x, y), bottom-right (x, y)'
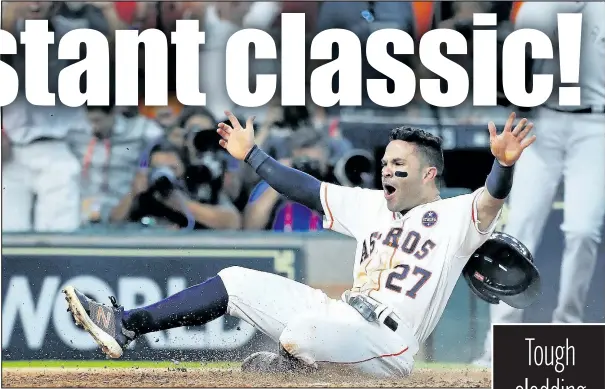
top-left (256, 103), bottom-right (313, 161)
top-left (323, 117), bottom-right (355, 163)
top-left (1, 1), bottom-right (110, 232)
top-left (201, 2), bottom-right (281, 119)
top-left (82, 1), bottom-right (125, 40)
top-left (270, 1), bottom-right (320, 37)
top-left (255, 100), bottom-right (354, 165)
top-left (114, 141), bottom-right (242, 230)
top-left (238, 100), bottom-right (322, 202)
top-left (174, 107), bottom-right (244, 209)
top-left (139, 95), bottom-right (185, 132)
top-left (112, 1), bottom-right (157, 31)
top-left (49, 2), bottom-right (110, 34)
top-left (112, 2), bottom-right (159, 100)
top-left (413, 1), bottom-right (514, 124)
top-left (67, 99), bottom-right (164, 226)
top-left (243, 129), bottom-right (329, 232)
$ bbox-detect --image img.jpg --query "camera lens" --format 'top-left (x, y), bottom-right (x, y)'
top-left (188, 126), bottom-right (221, 153)
top-left (148, 166), bottom-right (177, 197)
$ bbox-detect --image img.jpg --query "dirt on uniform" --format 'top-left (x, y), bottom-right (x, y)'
top-left (2, 367), bottom-right (491, 388)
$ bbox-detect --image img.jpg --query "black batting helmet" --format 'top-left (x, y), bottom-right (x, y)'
top-left (463, 231), bottom-right (542, 309)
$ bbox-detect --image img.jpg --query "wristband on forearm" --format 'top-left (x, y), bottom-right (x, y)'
top-left (485, 159), bottom-right (515, 199)
top-left (245, 145), bottom-right (269, 171)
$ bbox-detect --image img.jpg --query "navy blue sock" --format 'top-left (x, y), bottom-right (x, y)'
top-left (122, 275), bottom-right (228, 336)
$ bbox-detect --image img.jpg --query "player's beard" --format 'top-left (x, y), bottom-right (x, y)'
top-left (386, 197), bottom-right (402, 212)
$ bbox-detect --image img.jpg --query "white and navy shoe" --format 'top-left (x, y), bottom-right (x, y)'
top-left (63, 285), bottom-right (136, 359)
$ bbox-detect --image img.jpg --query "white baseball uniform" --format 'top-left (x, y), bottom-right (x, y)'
top-left (1, 96), bottom-right (88, 232)
top-left (477, 1), bottom-right (605, 364)
top-left (218, 183), bottom-right (500, 377)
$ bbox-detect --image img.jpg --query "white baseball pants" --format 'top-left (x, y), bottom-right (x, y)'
top-left (481, 108), bottom-right (605, 358)
top-left (2, 140), bottom-right (81, 232)
top-left (217, 266), bottom-right (417, 378)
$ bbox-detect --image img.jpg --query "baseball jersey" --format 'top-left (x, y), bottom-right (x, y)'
top-left (320, 182), bottom-right (501, 345)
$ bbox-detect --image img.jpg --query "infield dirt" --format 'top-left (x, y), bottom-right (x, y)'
top-left (2, 367), bottom-right (491, 388)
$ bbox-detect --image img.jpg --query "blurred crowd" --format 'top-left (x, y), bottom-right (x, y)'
top-left (1, 1), bottom-right (522, 234)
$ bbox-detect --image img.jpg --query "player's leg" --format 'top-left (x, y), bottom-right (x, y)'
top-left (274, 300), bottom-right (415, 377)
top-left (1, 146), bottom-right (35, 232)
top-left (554, 113), bottom-right (605, 323)
top-left (215, 266), bottom-right (332, 341)
top-left (475, 108), bottom-right (564, 365)
top-left (32, 141), bottom-right (81, 232)
top-left (63, 266), bottom-right (330, 358)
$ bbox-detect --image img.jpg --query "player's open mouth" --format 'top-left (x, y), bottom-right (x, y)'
top-left (383, 184), bottom-right (397, 199)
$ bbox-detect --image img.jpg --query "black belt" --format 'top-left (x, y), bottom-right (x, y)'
top-left (545, 106), bottom-right (605, 114)
top-left (383, 315), bottom-right (399, 332)
top-left (12, 137), bottom-right (62, 147)
top-left (12, 137), bottom-right (60, 147)
top-left (347, 295), bottom-right (399, 332)
top-left (31, 137), bottom-right (60, 143)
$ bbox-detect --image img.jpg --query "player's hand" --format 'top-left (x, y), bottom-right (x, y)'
top-left (488, 112), bottom-right (536, 167)
top-left (217, 111), bottom-right (256, 161)
top-left (162, 190), bottom-right (188, 211)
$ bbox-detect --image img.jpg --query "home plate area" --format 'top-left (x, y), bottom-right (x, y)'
top-left (1, 361), bottom-right (491, 388)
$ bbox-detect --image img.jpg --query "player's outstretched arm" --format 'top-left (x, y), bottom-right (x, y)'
top-left (476, 112), bottom-right (536, 230)
top-left (217, 111), bottom-right (324, 214)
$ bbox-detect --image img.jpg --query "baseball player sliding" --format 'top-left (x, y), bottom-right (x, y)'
top-left (474, 1), bottom-right (605, 367)
top-left (64, 111), bottom-right (535, 377)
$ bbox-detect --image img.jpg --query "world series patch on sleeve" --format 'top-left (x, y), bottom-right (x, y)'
top-left (492, 324), bottom-right (605, 389)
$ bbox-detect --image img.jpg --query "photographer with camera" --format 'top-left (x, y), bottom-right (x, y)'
top-left (245, 129), bottom-right (371, 231)
top-left (170, 107), bottom-right (246, 211)
top-left (254, 100), bottom-right (317, 160)
top-left (111, 140), bottom-right (241, 230)
top-left (252, 99), bottom-right (355, 177)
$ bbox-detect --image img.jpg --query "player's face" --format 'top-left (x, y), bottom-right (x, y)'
top-left (381, 140), bottom-right (426, 212)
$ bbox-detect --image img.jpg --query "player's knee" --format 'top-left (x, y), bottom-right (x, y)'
top-left (563, 228), bottom-right (602, 245)
top-left (217, 266), bottom-right (250, 292)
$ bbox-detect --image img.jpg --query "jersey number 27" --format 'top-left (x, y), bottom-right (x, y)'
top-left (385, 264), bottom-right (432, 299)
top-left (384, 230), bottom-right (434, 298)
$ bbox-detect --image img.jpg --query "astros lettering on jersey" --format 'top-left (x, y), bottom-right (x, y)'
top-left (320, 182), bottom-right (501, 345)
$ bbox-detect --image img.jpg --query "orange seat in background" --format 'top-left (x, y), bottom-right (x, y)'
top-left (510, 1), bottom-right (524, 23)
top-left (411, 1), bottom-right (523, 38)
top-left (411, 2), bottom-right (434, 39)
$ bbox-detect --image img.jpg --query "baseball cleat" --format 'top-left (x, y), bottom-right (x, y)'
top-left (62, 285), bottom-right (136, 359)
top-left (242, 351), bottom-right (282, 373)
top-left (241, 349), bottom-right (316, 374)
